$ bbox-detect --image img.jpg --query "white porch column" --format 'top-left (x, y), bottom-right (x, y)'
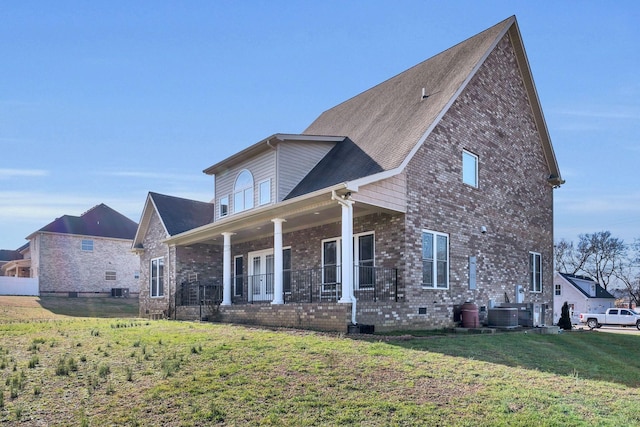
top-left (221, 232), bottom-right (234, 306)
top-left (271, 218), bottom-right (286, 305)
top-left (338, 197), bottom-right (354, 303)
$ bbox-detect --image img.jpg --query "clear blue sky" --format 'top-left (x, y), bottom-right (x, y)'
top-left (1, 1), bottom-right (639, 249)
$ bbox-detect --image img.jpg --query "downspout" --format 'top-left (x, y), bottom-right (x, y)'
top-left (331, 190), bottom-right (357, 326)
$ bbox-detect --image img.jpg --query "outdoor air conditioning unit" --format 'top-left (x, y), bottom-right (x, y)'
top-left (111, 288), bottom-right (129, 298)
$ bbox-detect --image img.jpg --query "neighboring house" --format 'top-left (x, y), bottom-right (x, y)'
top-left (553, 272), bottom-right (615, 324)
top-left (25, 204), bottom-right (140, 297)
top-left (0, 245), bottom-right (28, 277)
top-left (134, 16), bottom-right (563, 331)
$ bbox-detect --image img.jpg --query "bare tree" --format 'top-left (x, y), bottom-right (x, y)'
top-left (578, 231), bottom-right (626, 290)
top-left (554, 231), bottom-right (627, 291)
top-left (613, 239), bottom-right (640, 307)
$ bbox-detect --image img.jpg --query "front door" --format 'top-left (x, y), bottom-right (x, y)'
top-left (248, 249), bottom-right (274, 302)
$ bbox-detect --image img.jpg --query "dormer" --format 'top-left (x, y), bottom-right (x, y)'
top-left (204, 134), bottom-right (345, 221)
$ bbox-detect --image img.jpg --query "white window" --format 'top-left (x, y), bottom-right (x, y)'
top-left (322, 238), bottom-right (340, 286)
top-left (554, 283), bottom-right (561, 296)
top-left (462, 150), bottom-right (478, 187)
top-left (529, 252), bottom-right (542, 293)
top-left (150, 257), bottom-right (164, 297)
top-left (259, 179), bottom-right (271, 205)
top-left (422, 230), bottom-right (449, 289)
top-left (105, 271), bottom-right (116, 281)
top-left (81, 239), bottom-right (94, 251)
top-left (321, 233), bottom-right (374, 289)
top-left (134, 270), bottom-right (140, 279)
top-left (355, 233), bottom-right (374, 289)
top-left (233, 170), bottom-right (254, 213)
top-left (219, 196), bottom-right (229, 218)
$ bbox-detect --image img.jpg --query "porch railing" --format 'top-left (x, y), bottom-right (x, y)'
top-left (230, 265), bottom-right (398, 304)
top-left (175, 281), bottom-right (223, 307)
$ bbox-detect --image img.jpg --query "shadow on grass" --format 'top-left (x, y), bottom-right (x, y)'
top-left (381, 330), bottom-right (640, 388)
top-left (37, 296), bottom-right (139, 318)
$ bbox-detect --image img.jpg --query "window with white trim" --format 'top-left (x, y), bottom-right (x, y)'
top-left (81, 239), bottom-right (94, 251)
top-left (233, 170), bottom-right (254, 213)
top-left (529, 252), bottom-right (542, 292)
top-left (321, 233), bottom-right (375, 290)
top-left (462, 150), bottom-right (478, 187)
top-left (219, 196), bottom-right (229, 218)
top-left (422, 230), bottom-right (449, 289)
top-left (322, 238), bottom-right (340, 287)
top-left (259, 179), bottom-right (271, 205)
top-left (105, 271), bottom-right (116, 281)
top-left (554, 283), bottom-right (561, 296)
top-left (150, 257), bottom-right (164, 297)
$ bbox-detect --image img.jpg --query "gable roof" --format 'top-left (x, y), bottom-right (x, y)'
top-left (149, 192), bottom-right (215, 236)
top-left (32, 204), bottom-right (138, 240)
top-left (288, 16), bottom-right (562, 198)
top-left (558, 272), bottom-right (615, 299)
top-left (132, 192), bottom-right (215, 249)
top-left (0, 249), bottom-right (23, 262)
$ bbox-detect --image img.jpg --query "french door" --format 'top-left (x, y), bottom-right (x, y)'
top-left (248, 249), bottom-right (274, 302)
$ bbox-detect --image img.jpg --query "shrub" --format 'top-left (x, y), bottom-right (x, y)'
top-left (558, 301), bottom-right (573, 330)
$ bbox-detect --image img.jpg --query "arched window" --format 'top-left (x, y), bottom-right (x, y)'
top-left (234, 170), bottom-right (254, 213)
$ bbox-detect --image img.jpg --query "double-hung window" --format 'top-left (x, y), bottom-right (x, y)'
top-left (259, 179), bottom-right (271, 205)
top-left (422, 230), bottom-right (449, 289)
top-left (529, 252), bottom-right (542, 292)
top-left (219, 196), bottom-right (229, 218)
top-left (233, 170), bottom-right (254, 213)
top-left (150, 257), bottom-right (164, 297)
top-left (322, 239), bottom-right (340, 287)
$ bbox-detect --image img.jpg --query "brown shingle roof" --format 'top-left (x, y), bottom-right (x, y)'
top-left (37, 204), bottom-right (138, 240)
top-left (289, 16), bottom-right (542, 197)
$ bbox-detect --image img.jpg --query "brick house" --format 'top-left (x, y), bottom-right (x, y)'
top-left (24, 204), bottom-right (140, 297)
top-left (134, 16), bottom-right (563, 331)
top-left (0, 245), bottom-right (29, 277)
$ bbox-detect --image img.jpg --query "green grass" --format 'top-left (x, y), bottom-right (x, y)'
top-left (0, 297), bottom-right (639, 425)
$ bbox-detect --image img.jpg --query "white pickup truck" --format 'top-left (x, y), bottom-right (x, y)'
top-left (578, 308), bottom-right (640, 330)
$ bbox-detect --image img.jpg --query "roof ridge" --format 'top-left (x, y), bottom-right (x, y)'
top-left (304, 16), bottom-right (515, 129)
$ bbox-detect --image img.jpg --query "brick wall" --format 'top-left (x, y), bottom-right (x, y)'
top-left (397, 33), bottom-right (554, 328)
top-left (138, 211), bottom-right (174, 317)
top-left (217, 303), bottom-right (351, 332)
top-left (36, 232), bottom-right (139, 296)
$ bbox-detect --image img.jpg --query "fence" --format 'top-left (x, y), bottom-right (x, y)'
top-left (0, 277), bottom-right (39, 296)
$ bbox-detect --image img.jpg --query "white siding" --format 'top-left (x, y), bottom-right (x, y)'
top-left (277, 141), bottom-right (335, 201)
top-left (351, 172), bottom-right (407, 212)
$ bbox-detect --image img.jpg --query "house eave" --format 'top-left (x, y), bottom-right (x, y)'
top-left (203, 134), bottom-right (346, 175)
top-left (164, 182), bottom-right (350, 246)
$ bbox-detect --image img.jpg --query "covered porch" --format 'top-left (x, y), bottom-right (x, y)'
top-left (166, 185), bottom-right (405, 327)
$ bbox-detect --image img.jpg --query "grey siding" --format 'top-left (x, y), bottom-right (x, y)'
top-left (277, 141), bottom-right (335, 201)
top-left (214, 149), bottom-right (276, 221)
